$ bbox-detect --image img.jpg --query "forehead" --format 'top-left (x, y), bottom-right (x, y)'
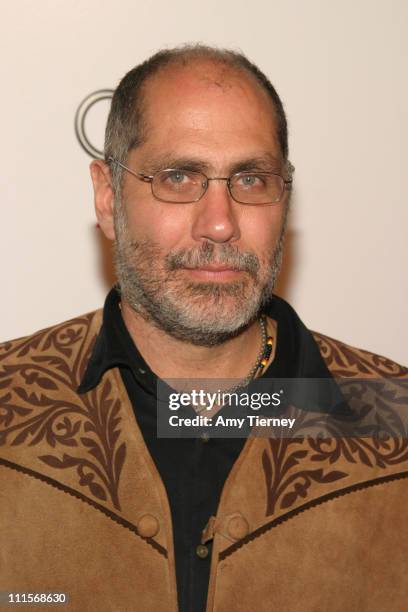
top-left (136, 60), bottom-right (281, 164)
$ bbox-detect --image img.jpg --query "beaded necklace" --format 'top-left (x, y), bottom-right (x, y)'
top-left (194, 316), bottom-right (274, 413)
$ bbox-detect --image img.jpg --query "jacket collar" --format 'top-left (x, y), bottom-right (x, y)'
top-left (78, 285), bottom-right (334, 399)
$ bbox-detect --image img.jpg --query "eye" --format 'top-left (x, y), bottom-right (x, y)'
top-left (241, 175), bottom-right (258, 186)
top-left (158, 170), bottom-right (198, 189)
top-left (167, 170), bottom-right (188, 184)
top-left (236, 173), bottom-right (266, 189)
top-left (155, 169), bottom-right (203, 197)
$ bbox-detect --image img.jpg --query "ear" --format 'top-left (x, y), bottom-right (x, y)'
top-left (90, 159), bottom-right (116, 241)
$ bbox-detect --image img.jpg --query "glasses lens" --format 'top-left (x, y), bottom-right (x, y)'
top-left (230, 172), bottom-right (284, 204)
top-left (152, 169), bottom-right (206, 203)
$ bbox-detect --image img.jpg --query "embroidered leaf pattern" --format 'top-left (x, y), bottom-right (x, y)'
top-left (261, 334), bottom-right (408, 517)
top-left (0, 313), bottom-right (127, 511)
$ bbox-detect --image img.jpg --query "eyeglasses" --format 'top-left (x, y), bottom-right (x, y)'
top-left (108, 157), bottom-right (294, 205)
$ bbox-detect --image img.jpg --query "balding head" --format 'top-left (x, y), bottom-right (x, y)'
top-left (104, 44), bottom-right (289, 195)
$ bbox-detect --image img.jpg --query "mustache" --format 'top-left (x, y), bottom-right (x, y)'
top-left (165, 242), bottom-right (260, 278)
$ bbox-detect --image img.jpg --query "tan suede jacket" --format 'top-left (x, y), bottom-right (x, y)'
top-left (0, 309), bottom-right (407, 611)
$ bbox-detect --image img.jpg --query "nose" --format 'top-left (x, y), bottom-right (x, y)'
top-left (191, 179), bottom-right (241, 244)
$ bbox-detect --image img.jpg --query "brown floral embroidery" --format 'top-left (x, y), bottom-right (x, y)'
top-left (262, 437), bottom-right (346, 516)
top-left (0, 312), bottom-right (126, 511)
top-left (262, 432), bottom-right (408, 517)
top-left (261, 334), bottom-right (408, 517)
top-left (312, 331), bottom-right (408, 378)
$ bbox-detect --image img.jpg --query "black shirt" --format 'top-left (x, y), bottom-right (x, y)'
top-left (78, 286), bottom-right (333, 612)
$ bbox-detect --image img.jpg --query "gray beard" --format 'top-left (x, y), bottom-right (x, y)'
top-left (113, 208), bottom-right (287, 347)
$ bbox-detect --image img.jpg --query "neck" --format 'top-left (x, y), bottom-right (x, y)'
top-left (120, 299), bottom-right (266, 381)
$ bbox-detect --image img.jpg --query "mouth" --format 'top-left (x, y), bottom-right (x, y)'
top-left (181, 265), bottom-right (244, 281)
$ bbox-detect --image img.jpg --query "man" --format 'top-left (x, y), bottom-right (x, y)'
top-left (0, 45), bottom-right (407, 612)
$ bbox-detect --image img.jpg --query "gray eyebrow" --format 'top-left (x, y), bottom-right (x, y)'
top-left (141, 155), bottom-right (212, 174)
top-left (228, 156), bottom-right (283, 175)
top-left (141, 153), bottom-right (283, 175)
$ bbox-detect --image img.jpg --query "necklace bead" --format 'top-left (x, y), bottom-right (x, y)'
top-left (194, 316), bottom-right (273, 413)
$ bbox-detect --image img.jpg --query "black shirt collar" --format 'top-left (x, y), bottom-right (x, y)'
top-left (77, 285), bottom-right (332, 396)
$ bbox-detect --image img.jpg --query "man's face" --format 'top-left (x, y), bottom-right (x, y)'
top-left (114, 62), bottom-right (289, 346)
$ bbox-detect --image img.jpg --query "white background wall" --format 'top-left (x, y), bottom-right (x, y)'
top-left (1, 0), bottom-right (407, 364)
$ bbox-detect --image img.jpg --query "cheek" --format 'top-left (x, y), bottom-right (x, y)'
top-left (124, 199), bottom-right (194, 248)
top-left (239, 205), bottom-right (286, 251)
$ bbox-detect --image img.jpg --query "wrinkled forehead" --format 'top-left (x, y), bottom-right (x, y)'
top-left (147, 57), bottom-right (262, 92)
top-left (138, 59), bottom-right (279, 145)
